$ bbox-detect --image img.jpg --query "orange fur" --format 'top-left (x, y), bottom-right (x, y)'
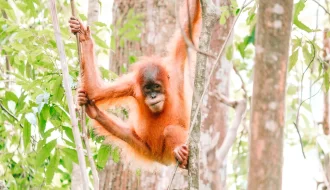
top-left (78, 0), bottom-right (202, 168)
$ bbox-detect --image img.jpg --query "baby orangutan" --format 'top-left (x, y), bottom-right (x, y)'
top-left (71, 0), bottom-right (201, 168)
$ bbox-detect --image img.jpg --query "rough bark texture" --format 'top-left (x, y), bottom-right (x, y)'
top-left (248, 0), bottom-right (293, 189)
top-left (201, 0), bottom-right (233, 189)
top-left (188, 1), bottom-right (218, 189)
top-left (109, 0), bottom-right (176, 74)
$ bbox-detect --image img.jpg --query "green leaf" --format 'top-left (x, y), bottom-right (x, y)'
top-left (61, 148), bottom-right (79, 164)
top-left (237, 43), bottom-right (246, 58)
top-left (5, 91), bottom-right (18, 102)
top-left (43, 128), bottom-right (56, 139)
top-left (92, 34), bottom-right (109, 49)
top-left (93, 21), bottom-right (107, 27)
top-left (52, 76), bottom-right (64, 103)
top-left (97, 144), bottom-right (111, 169)
top-left (226, 45), bottom-right (234, 61)
top-left (62, 126), bottom-right (74, 143)
top-left (287, 85), bottom-right (297, 95)
top-left (293, 0), bottom-right (314, 33)
top-left (289, 50), bottom-right (299, 71)
top-left (41, 104), bottom-right (50, 120)
top-left (293, 0), bottom-right (305, 19)
top-left (61, 154), bottom-right (73, 172)
top-left (294, 20), bottom-right (313, 33)
top-left (46, 149), bottom-right (60, 184)
top-left (36, 139), bottom-right (57, 165)
top-left (0, 0), bottom-right (11, 9)
top-left (16, 92), bottom-right (27, 113)
top-left (302, 44), bottom-right (312, 65)
top-left (23, 120), bottom-right (31, 150)
top-left (14, 30), bottom-right (33, 39)
top-left (38, 116), bottom-right (46, 136)
top-left (112, 147), bottom-right (120, 163)
top-left (230, 0), bottom-right (238, 9)
top-left (219, 9), bottom-right (229, 25)
top-left (128, 56), bottom-right (137, 64)
top-left (27, 0), bottom-right (36, 17)
top-left (79, 14), bottom-right (87, 21)
top-left (292, 38), bottom-right (302, 51)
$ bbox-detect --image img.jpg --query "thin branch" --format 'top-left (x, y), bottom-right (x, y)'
top-left (0, 102), bottom-right (37, 144)
top-left (70, 1), bottom-right (99, 189)
top-left (82, 120), bottom-right (99, 190)
top-left (167, 162), bottom-right (179, 190)
top-left (325, 0), bottom-right (330, 24)
top-left (233, 65), bottom-right (247, 98)
top-left (0, 103), bottom-right (20, 123)
top-left (293, 122), bottom-right (306, 159)
top-left (209, 92), bottom-right (247, 166)
top-left (311, 0), bottom-right (330, 16)
top-left (48, 1), bottom-right (89, 189)
top-left (295, 41), bottom-right (315, 127)
top-left (188, 0), bottom-right (249, 136)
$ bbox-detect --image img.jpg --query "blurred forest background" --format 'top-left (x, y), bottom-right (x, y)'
top-left (0, 0), bottom-right (329, 189)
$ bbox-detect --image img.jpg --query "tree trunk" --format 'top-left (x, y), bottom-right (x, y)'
top-left (188, 1), bottom-right (218, 189)
top-left (87, 0), bottom-right (100, 26)
top-left (201, 0), bottom-right (234, 189)
top-left (248, 0), bottom-right (293, 189)
top-left (109, 0), bottom-right (176, 74)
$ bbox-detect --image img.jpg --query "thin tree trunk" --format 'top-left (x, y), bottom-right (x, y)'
top-left (48, 1), bottom-right (89, 189)
top-left (188, 1), bottom-right (219, 189)
top-left (248, 0), bottom-right (293, 189)
top-left (201, 0), bottom-right (234, 188)
top-left (87, 0), bottom-right (100, 26)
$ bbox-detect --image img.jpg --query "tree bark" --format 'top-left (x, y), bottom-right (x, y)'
top-left (87, 0), bottom-right (100, 26)
top-left (248, 0), bottom-right (293, 189)
top-left (109, 0), bottom-right (176, 74)
top-left (201, 0), bottom-right (234, 189)
top-left (188, 1), bottom-right (218, 189)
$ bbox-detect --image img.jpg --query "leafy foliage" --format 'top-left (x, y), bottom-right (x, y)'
top-left (0, 0), bottom-right (139, 188)
top-left (0, 0), bottom-right (327, 189)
